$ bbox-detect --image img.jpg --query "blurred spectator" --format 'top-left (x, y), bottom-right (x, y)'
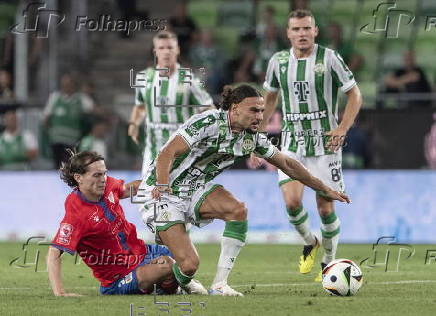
top-left (292, 0), bottom-right (310, 10)
top-left (80, 79), bottom-right (111, 120)
top-left (116, 0), bottom-right (149, 39)
top-left (324, 22), bottom-right (364, 75)
top-left (226, 36), bottom-right (257, 84)
top-left (78, 119), bottom-right (108, 159)
top-left (189, 29), bottom-right (225, 95)
top-left (342, 126), bottom-right (371, 169)
top-left (43, 73), bottom-right (94, 169)
top-left (169, 1), bottom-right (198, 63)
top-left (384, 51), bottom-right (432, 108)
top-left (0, 110), bottom-right (38, 170)
top-left (256, 5), bottom-right (279, 40)
top-left (0, 69), bottom-right (13, 99)
top-left (424, 113), bottom-right (436, 169)
top-left (341, 110), bottom-right (371, 169)
top-left (254, 22), bottom-right (286, 83)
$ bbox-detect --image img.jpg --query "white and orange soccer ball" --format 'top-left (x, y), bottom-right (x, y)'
top-left (321, 259), bottom-right (363, 296)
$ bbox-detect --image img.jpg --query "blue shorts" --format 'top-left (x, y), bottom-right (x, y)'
top-left (100, 244), bottom-right (172, 295)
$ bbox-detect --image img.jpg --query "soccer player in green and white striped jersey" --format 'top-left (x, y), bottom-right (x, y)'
top-left (138, 84), bottom-right (350, 296)
top-left (261, 10), bottom-right (362, 280)
top-left (128, 31), bottom-right (213, 176)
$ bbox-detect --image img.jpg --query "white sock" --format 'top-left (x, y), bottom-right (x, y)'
top-left (287, 207), bottom-right (317, 246)
top-left (321, 213), bottom-right (341, 264)
top-left (212, 237), bottom-right (245, 286)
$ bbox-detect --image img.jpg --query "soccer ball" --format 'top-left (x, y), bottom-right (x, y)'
top-left (322, 259), bottom-right (363, 296)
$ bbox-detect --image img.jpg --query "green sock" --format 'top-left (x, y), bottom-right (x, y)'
top-left (172, 263), bottom-right (193, 286)
top-left (223, 220), bottom-right (248, 242)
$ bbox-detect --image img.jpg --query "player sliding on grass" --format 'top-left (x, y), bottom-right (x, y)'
top-left (47, 151), bottom-right (203, 296)
top-left (258, 9), bottom-right (362, 281)
top-left (139, 84), bottom-right (350, 297)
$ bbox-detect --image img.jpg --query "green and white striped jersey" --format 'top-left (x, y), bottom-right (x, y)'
top-left (263, 44), bottom-right (356, 156)
top-left (135, 63), bottom-right (213, 165)
top-left (143, 109), bottom-right (277, 198)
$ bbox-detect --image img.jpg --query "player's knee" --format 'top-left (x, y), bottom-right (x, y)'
top-left (179, 256), bottom-right (199, 276)
top-left (317, 198), bottom-right (334, 217)
top-left (318, 205), bottom-right (333, 217)
top-left (286, 200), bottom-right (302, 210)
top-left (227, 201), bottom-right (247, 221)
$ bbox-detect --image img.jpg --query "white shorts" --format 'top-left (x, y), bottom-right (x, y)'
top-left (278, 149), bottom-right (345, 193)
top-left (138, 182), bottom-right (222, 233)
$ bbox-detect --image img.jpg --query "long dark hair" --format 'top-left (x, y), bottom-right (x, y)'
top-left (60, 150), bottom-right (104, 188)
top-left (219, 84), bottom-right (262, 110)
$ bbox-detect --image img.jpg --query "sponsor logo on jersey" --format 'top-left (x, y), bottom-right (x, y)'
top-left (157, 96), bottom-right (169, 105)
top-left (286, 110), bottom-right (327, 122)
top-left (159, 210), bottom-right (170, 222)
top-left (124, 272), bottom-right (133, 284)
top-left (58, 223), bottom-right (73, 245)
top-left (185, 115), bottom-right (216, 137)
top-left (108, 191), bottom-right (115, 204)
top-left (293, 81), bottom-right (310, 102)
top-left (328, 160), bottom-right (341, 168)
top-left (90, 211), bottom-right (101, 223)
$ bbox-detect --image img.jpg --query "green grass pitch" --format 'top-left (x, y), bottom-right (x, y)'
top-left (1, 242), bottom-right (436, 316)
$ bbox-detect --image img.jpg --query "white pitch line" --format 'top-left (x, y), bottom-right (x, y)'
top-left (1, 280), bottom-right (436, 291)
top-left (233, 279), bottom-right (436, 288)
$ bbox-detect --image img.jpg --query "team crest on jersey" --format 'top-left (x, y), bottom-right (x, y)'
top-left (314, 63), bottom-right (325, 75)
top-left (242, 138), bottom-right (255, 153)
top-left (58, 223), bottom-right (73, 245)
top-left (280, 66), bottom-right (287, 73)
top-left (108, 191), bottom-right (115, 204)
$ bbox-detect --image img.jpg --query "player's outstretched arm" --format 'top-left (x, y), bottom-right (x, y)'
top-left (152, 135), bottom-right (190, 200)
top-left (266, 151), bottom-right (350, 203)
top-left (47, 246), bottom-right (82, 297)
top-left (121, 180), bottom-right (141, 199)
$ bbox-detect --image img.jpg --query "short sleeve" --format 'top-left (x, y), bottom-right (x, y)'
top-left (177, 112), bottom-right (217, 148)
top-left (50, 201), bottom-right (86, 255)
top-left (253, 133), bottom-right (278, 158)
top-left (330, 51), bottom-right (356, 93)
top-left (189, 75), bottom-right (213, 107)
top-left (135, 71), bottom-right (147, 106)
top-left (22, 131), bottom-right (38, 150)
top-left (263, 55), bottom-right (280, 92)
top-left (43, 92), bottom-right (58, 117)
top-left (80, 94), bottom-right (94, 112)
top-left (107, 176), bottom-right (125, 199)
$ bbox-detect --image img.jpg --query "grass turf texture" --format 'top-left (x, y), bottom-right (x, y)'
top-left (1, 242), bottom-right (436, 316)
